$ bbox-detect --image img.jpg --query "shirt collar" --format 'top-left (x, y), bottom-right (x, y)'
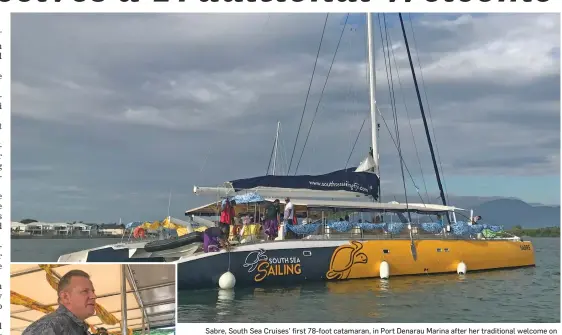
top-left (56, 305), bottom-right (89, 332)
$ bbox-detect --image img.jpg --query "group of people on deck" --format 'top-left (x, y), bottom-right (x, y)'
top-left (263, 197), bottom-right (298, 240)
top-left (202, 197), bottom-right (299, 253)
top-left (201, 201), bottom-right (486, 252)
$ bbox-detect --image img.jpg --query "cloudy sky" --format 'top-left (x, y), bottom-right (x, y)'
top-left (12, 13), bottom-right (560, 223)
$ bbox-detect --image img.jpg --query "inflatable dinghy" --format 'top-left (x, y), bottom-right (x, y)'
top-left (144, 231), bottom-right (204, 253)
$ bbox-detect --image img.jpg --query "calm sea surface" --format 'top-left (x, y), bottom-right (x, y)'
top-left (177, 238), bottom-right (560, 323)
top-left (11, 237), bottom-right (125, 262)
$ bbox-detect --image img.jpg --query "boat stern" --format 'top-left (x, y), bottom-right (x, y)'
top-left (512, 238), bottom-right (536, 267)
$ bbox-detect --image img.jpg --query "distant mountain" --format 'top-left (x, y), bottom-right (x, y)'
top-left (472, 199), bottom-right (560, 229)
top-left (381, 194), bottom-right (560, 229)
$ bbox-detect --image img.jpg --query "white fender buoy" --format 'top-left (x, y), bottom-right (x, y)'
top-left (379, 261), bottom-right (390, 279)
top-left (219, 271), bottom-right (236, 289)
top-left (457, 262), bottom-right (467, 275)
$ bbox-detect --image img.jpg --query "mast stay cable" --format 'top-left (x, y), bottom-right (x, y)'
top-left (398, 13), bottom-right (451, 228)
top-left (294, 14), bottom-right (351, 175)
top-left (287, 14), bottom-right (330, 175)
top-left (385, 16), bottom-right (431, 204)
top-left (407, 14), bottom-right (450, 204)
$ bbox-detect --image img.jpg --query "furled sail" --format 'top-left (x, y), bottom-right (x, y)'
top-left (354, 154), bottom-right (377, 173)
top-left (228, 168), bottom-right (380, 199)
top-left (354, 147), bottom-right (378, 174)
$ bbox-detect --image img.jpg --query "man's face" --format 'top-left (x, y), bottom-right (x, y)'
top-left (60, 276), bottom-right (97, 320)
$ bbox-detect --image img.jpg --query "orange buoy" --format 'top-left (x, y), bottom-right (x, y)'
top-left (133, 226), bottom-right (146, 239)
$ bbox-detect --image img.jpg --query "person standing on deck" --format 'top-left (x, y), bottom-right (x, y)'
top-left (264, 199), bottom-right (280, 240)
top-left (219, 199), bottom-right (236, 239)
top-left (284, 197), bottom-right (296, 239)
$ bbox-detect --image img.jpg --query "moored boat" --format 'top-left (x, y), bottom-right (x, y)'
top-left (175, 197), bottom-right (535, 290)
top-left (58, 13), bottom-right (537, 290)
top-left (174, 12), bottom-right (536, 290)
top-left (57, 216), bottom-right (208, 262)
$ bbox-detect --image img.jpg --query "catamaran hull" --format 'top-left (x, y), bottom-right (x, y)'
top-left (176, 239), bottom-right (536, 291)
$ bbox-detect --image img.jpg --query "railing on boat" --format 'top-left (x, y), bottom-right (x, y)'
top-left (225, 219), bottom-right (519, 245)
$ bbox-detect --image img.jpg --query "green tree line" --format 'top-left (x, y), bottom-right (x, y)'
top-left (508, 225), bottom-right (560, 237)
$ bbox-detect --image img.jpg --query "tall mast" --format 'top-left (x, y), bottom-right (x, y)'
top-left (366, 13), bottom-right (381, 203)
top-left (272, 121), bottom-right (280, 176)
top-left (167, 190), bottom-right (172, 218)
top-left (398, 13), bottom-right (450, 227)
top-left (366, 13), bottom-right (379, 177)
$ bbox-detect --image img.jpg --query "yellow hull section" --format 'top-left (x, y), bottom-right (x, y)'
top-left (327, 239), bottom-right (535, 280)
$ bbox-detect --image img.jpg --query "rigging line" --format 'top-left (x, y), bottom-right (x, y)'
top-left (376, 15), bottom-right (397, 148)
top-left (343, 24), bottom-right (365, 171)
top-left (386, 17), bottom-right (430, 204)
top-left (275, 122), bottom-right (288, 176)
top-left (382, 14), bottom-right (413, 221)
top-left (375, 13), bottom-right (397, 175)
top-left (345, 114), bottom-right (368, 169)
top-left (294, 13), bottom-right (350, 175)
top-left (276, 123), bottom-right (285, 175)
top-left (379, 14), bottom-right (399, 140)
top-left (265, 128), bottom-right (277, 175)
top-left (279, 125), bottom-right (291, 176)
top-left (398, 13), bottom-right (450, 231)
top-left (376, 105), bottom-right (425, 205)
top-left (287, 13), bottom-right (330, 175)
top-left (407, 13), bottom-right (449, 202)
top-left (343, 85), bottom-right (361, 169)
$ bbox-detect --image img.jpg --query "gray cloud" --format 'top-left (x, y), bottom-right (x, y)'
top-left (11, 13), bottom-right (560, 222)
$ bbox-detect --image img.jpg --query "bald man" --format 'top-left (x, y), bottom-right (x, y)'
top-left (23, 269), bottom-right (97, 335)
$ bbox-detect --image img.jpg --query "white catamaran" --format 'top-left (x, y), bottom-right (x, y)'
top-left (58, 14), bottom-right (535, 291)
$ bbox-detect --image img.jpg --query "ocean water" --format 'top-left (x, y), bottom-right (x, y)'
top-left (177, 237), bottom-right (560, 323)
top-left (11, 237), bottom-right (124, 262)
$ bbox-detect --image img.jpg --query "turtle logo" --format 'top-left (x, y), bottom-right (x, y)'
top-left (243, 249), bottom-right (268, 273)
top-left (326, 241), bottom-right (368, 280)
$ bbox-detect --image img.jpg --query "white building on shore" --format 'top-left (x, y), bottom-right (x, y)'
top-left (11, 221), bottom-right (97, 236)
